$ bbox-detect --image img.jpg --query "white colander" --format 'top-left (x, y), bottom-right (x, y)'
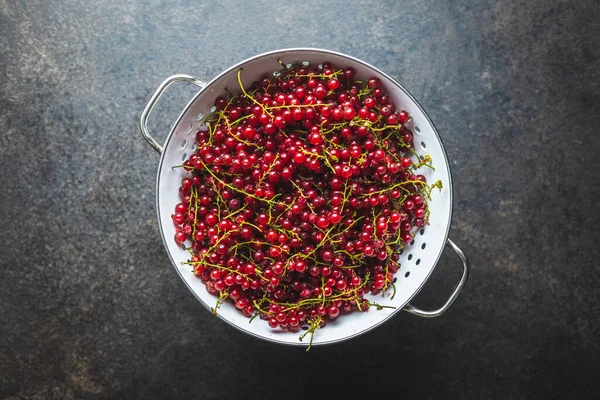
top-left (139, 48), bottom-right (469, 347)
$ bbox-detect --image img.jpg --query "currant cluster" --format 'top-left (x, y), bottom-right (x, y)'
top-left (171, 61), bottom-right (440, 347)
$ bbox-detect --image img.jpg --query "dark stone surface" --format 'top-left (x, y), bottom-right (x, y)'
top-left (1, 0), bottom-right (599, 398)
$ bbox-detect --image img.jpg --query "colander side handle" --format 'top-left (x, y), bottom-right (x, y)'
top-left (403, 239), bottom-right (469, 318)
top-left (139, 74), bottom-right (207, 154)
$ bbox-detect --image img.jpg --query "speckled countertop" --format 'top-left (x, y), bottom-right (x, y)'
top-left (1, 0), bottom-right (599, 399)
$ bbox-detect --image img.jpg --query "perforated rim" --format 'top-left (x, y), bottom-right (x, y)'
top-left (154, 48), bottom-right (453, 346)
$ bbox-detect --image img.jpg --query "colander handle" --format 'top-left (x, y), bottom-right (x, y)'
top-left (404, 239), bottom-right (469, 318)
top-left (139, 74), bottom-right (207, 154)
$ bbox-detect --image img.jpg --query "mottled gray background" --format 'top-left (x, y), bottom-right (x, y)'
top-left (1, 0), bottom-right (600, 399)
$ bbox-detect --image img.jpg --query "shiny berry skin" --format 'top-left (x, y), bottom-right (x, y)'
top-left (367, 78), bottom-right (379, 88)
top-left (309, 132), bottom-right (323, 146)
top-left (314, 86), bottom-right (327, 99)
top-left (172, 212), bottom-right (185, 225)
top-left (327, 79), bottom-right (340, 90)
top-left (335, 279), bottom-right (347, 290)
top-left (176, 62), bottom-right (435, 334)
top-left (174, 231), bottom-right (187, 244)
top-left (343, 107), bottom-right (356, 120)
top-left (327, 305), bottom-right (340, 318)
top-left (397, 110), bottom-right (409, 123)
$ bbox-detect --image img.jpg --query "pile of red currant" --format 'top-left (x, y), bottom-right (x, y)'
top-left (172, 61), bottom-right (441, 348)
